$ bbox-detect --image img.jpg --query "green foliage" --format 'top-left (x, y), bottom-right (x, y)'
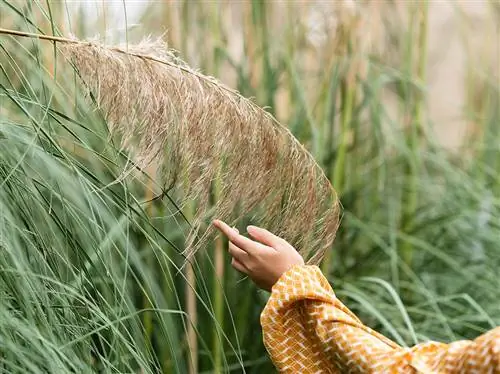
top-left (1, 1), bottom-right (499, 373)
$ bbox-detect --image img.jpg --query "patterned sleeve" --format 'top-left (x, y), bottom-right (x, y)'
top-left (260, 265), bottom-right (500, 373)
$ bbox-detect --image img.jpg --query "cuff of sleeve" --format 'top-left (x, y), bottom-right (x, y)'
top-left (268, 265), bottom-right (336, 307)
top-left (264, 264), bottom-right (362, 325)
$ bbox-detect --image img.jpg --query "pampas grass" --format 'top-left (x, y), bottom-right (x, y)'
top-left (59, 37), bottom-right (340, 264)
top-left (0, 27), bottom-right (340, 264)
top-left (2, 2), bottom-right (500, 372)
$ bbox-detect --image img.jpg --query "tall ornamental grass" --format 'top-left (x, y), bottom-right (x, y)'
top-left (0, 1), bottom-right (499, 373)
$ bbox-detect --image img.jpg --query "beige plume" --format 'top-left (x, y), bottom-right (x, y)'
top-left (59, 37), bottom-right (340, 264)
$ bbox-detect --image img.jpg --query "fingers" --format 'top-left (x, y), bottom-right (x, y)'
top-left (213, 220), bottom-right (235, 237)
top-left (228, 241), bottom-right (249, 274)
top-left (231, 257), bottom-right (248, 274)
top-left (228, 242), bottom-right (248, 261)
top-left (213, 220), bottom-right (269, 255)
top-left (213, 220), bottom-right (239, 240)
top-left (247, 225), bottom-right (284, 250)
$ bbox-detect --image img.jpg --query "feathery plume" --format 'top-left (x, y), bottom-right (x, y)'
top-left (60, 37), bottom-right (340, 264)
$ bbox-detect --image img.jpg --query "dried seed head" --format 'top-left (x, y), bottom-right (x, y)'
top-left (62, 38), bottom-right (340, 264)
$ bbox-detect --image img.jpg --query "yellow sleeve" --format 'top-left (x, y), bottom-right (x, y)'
top-left (260, 265), bottom-right (500, 373)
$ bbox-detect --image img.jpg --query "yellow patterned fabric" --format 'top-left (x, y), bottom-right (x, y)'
top-left (261, 265), bottom-right (500, 373)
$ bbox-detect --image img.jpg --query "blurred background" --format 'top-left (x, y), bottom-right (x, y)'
top-left (0, 1), bottom-right (499, 373)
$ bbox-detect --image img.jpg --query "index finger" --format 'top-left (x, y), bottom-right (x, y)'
top-left (212, 220), bottom-right (269, 255)
top-left (247, 225), bottom-right (288, 249)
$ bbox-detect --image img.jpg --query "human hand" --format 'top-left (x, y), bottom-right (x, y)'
top-left (212, 220), bottom-right (305, 291)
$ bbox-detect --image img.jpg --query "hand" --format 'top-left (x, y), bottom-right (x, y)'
top-left (212, 220), bottom-right (305, 291)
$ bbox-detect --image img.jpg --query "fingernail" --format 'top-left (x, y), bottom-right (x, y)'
top-left (247, 225), bottom-right (257, 233)
top-left (232, 227), bottom-right (239, 233)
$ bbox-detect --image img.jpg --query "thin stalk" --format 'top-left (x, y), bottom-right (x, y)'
top-left (210, 8), bottom-right (224, 371)
top-left (330, 60), bottom-right (356, 195)
top-left (256, 1), bottom-right (276, 112)
top-left (160, 230), bottom-right (174, 371)
top-left (184, 199), bottom-right (198, 374)
top-left (323, 58), bottom-right (356, 276)
top-left (208, 0), bottom-right (222, 74)
top-left (181, 0), bottom-right (189, 61)
top-left (400, 1), bottom-right (428, 273)
top-left (185, 262), bottom-right (198, 374)
top-left (212, 173), bottom-right (224, 374)
top-left (244, 1), bottom-right (257, 93)
top-left (143, 166), bottom-right (155, 356)
top-left (322, 63), bottom-right (340, 168)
